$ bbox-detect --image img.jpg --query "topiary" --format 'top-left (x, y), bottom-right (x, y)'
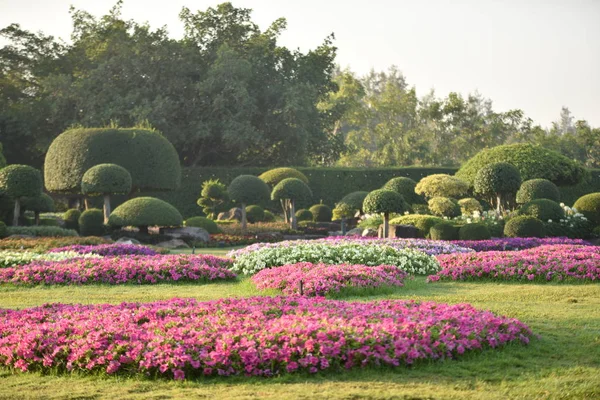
top-left (295, 209), bottom-right (313, 222)
top-left (81, 163), bottom-right (132, 224)
top-left (338, 191), bottom-right (369, 214)
top-left (382, 177), bottom-right (424, 205)
top-left (263, 210), bottom-right (276, 222)
top-left (108, 197), bottom-right (183, 234)
top-left (516, 179), bottom-right (560, 204)
top-left (519, 199), bottom-right (564, 223)
top-left (271, 178), bottom-right (313, 230)
top-left (258, 168), bottom-right (309, 186)
top-left (389, 215), bottom-right (444, 238)
top-left (427, 197), bottom-right (461, 218)
top-left (429, 222), bottom-right (459, 240)
top-left (573, 193), bottom-right (600, 226)
top-left (458, 198), bottom-right (483, 215)
top-left (363, 189), bottom-right (408, 238)
top-left (228, 175), bottom-right (271, 231)
top-left (184, 216), bottom-right (220, 234)
top-left (245, 205), bottom-right (265, 223)
top-left (456, 143), bottom-right (585, 187)
top-left (78, 209), bottom-right (105, 236)
top-left (197, 179), bottom-right (229, 220)
top-left (63, 209), bottom-right (82, 232)
top-left (0, 164), bottom-right (43, 226)
top-left (415, 174), bottom-right (469, 199)
top-left (22, 193), bottom-right (55, 225)
top-left (504, 215), bottom-right (545, 238)
top-left (44, 128), bottom-right (181, 193)
top-left (474, 162), bottom-right (521, 212)
top-left (459, 223), bottom-right (492, 240)
top-left (309, 204), bottom-right (333, 222)
top-left (0, 221), bottom-right (6, 238)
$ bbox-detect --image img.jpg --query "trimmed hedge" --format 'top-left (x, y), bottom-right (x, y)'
top-left (516, 179), bottom-right (560, 204)
top-left (228, 175), bottom-right (271, 206)
top-left (63, 209), bottom-right (81, 231)
top-left (573, 193), bottom-right (600, 226)
top-left (504, 216), bottom-right (545, 238)
top-left (108, 197), bottom-right (183, 228)
top-left (79, 209), bottom-right (105, 236)
top-left (459, 223), bottom-right (491, 240)
top-left (363, 190), bottom-right (408, 215)
top-left (309, 204), bottom-right (333, 222)
top-left (245, 205), bottom-right (265, 223)
top-left (295, 209), bottom-right (313, 222)
top-left (0, 165), bottom-right (43, 199)
top-left (22, 193), bottom-right (55, 213)
top-left (382, 177), bottom-right (424, 205)
top-left (7, 226), bottom-right (78, 237)
top-left (428, 197), bottom-right (461, 218)
top-left (81, 164), bottom-right (132, 196)
top-left (389, 215), bottom-right (444, 238)
top-left (184, 216), bottom-right (220, 234)
top-left (518, 199), bottom-right (564, 223)
top-left (458, 198), bottom-right (482, 215)
top-left (258, 168), bottom-right (308, 186)
top-left (430, 222), bottom-right (459, 240)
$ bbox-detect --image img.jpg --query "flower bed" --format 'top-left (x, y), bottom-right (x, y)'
top-left (0, 237), bottom-right (112, 252)
top-left (202, 233), bottom-right (282, 248)
top-left (429, 244), bottom-right (600, 282)
top-left (230, 243), bottom-right (440, 275)
top-left (252, 262), bottom-right (408, 296)
top-left (0, 297), bottom-right (533, 379)
top-left (451, 237), bottom-right (590, 252)
top-left (49, 244), bottom-right (158, 256)
top-left (0, 255), bottom-right (235, 285)
top-left (0, 250), bottom-right (101, 268)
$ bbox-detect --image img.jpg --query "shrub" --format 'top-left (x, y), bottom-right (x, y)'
top-left (504, 216), bottom-right (545, 238)
top-left (519, 199), bottom-right (564, 222)
top-left (458, 223), bottom-right (491, 240)
top-left (197, 179), bottom-right (229, 219)
top-left (271, 178), bottom-right (313, 229)
top-left (63, 209), bottom-right (82, 231)
top-left (184, 216), bottom-right (220, 234)
top-left (44, 128), bottom-right (181, 193)
top-left (474, 162), bottom-right (521, 211)
top-left (338, 191), bottom-right (369, 213)
top-left (81, 164), bottom-right (132, 196)
top-left (22, 193), bottom-right (55, 225)
top-left (295, 209), bottom-right (313, 222)
top-left (0, 164), bottom-right (43, 226)
top-left (357, 214), bottom-right (383, 230)
top-left (382, 177), bottom-right (424, 205)
top-left (7, 226), bottom-right (78, 237)
top-left (458, 198), bottom-right (482, 215)
top-left (245, 205), bottom-right (265, 223)
top-left (258, 168), bottom-right (309, 186)
top-left (516, 179), bottom-right (560, 204)
top-left (415, 174), bottom-right (469, 199)
top-left (428, 197), bottom-right (461, 218)
top-left (573, 193), bottom-right (600, 226)
top-left (309, 204), bottom-right (333, 222)
top-left (363, 189), bottom-right (408, 237)
top-left (108, 197), bottom-right (183, 234)
top-left (0, 221), bottom-right (6, 238)
top-left (456, 143), bottom-right (585, 186)
top-left (228, 175), bottom-right (270, 207)
top-left (263, 210), bottom-right (276, 222)
top-left (39, 218), bottom-right (59, 227)
top-left (78, 209), bottom-right (105, 237)
top-left (429, 222), bottom-right (459, 240)
top-left (389, 215), bottom-right (444, 238)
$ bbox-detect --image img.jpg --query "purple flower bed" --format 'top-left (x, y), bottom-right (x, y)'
top-left (252, 262), bottom-right (408, 296)
top-left (429, 244), bottom-right (600, 282)
top-left (451, 237), bottom-right (591, 252)
top-left (0, 296), bottom-right (533, 379)
top-left (0, 255), bottom-right (235, 285)
top-left (49, 244), bottom-right (158, 256)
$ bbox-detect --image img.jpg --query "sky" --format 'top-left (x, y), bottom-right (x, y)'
top-left (1, 0), bottom-right (599, 127)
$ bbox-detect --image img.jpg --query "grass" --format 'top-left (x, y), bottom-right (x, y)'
top-left (0, 249), bottom-right (599, 399)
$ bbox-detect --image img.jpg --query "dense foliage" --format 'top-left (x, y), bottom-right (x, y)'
top-left (271, 178), bottom-right (313, 204)
top-left (518, 199), bottom-right (565, 222)
top-left (415, 174), bottom-right (469, 199)
top-left (516, 179), bottom-right (560, 204)
top-left (228, 175), bottom-right (270, 206)
top-left (63, 209), bottom-right (81, 231)
top-left (78, 209), bottom-right (105, 236)
top-left (427, 197), bottom-right (461, 218)
top-left (259, 168), bottom-right (309, 186)
top-left (108, 197), bottom-right (183, 229)
top-left (245, 205), bottom-right (265, 223)
top-left (389, 215), bottom-right (444, 238)
top-left (0, 165), bottom-right (43, 199)
top-left (473, 162), bottom-right (521, 210)
top-left (309, 204), bottom-right (333, 222)
top-left (458, 223), bottom-right (491, 240)
top-left (184, 216), bottom-right (220, 234)
top-left (80, 164), bottom-right (132, 196)
top-left (429, 222), bottom-right (459, 241)
top-left (573, 193), bottom-right (600, 226)
top-left (382, 177), bottom-right (423, 205)
top-left (504, 216), bottom-right (545, 238)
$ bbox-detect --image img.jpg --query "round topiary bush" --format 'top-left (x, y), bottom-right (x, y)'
top-left (474, 162), bottom-right (521, 211)
top-left (459, 223), bottom-right (492, 240)
top-left (0, 221), bottom-right (6, 238)
top-left (363, 189), bottom-right (408, 238)
top-left (504, 215), bottom-right (545, 238)
top-left (382, 177), bottom-right (424, 205)
top-left (184, 216), bottom-right (220, 234)
top-left (44, 128), bottom-right (181, 193)
top-left (516, 179), bottom-right (560, 204)
top-left (429, 222), bottom-right (459, 241)
top-left (519, 199), bottom-right (564, 222)
top-left (0, 164), bottom-right (43, 226)
top-left (22, 193), bottom-right (55, 225)
top-left (295, 209), bottom-right (313, 222)
top-left (258, 168), bottom-right (309, 186)
top-left (78, 209), bottom-right (105, 236)
top-left (427, 197), bottom-right (461, 218)
top-left (309, 204), bottom-right (333, 222)
top-left (108, 197), bottom-right (183, 234)
top-left (245, 205), bottom-right (265, 223)
top-left (338, 191), bottom-right (369, 213)
top-left (81, 164), bottom-right (132, 196)
top-left (458, 198), bottom-right (483, 215)
top-left (271, 178), bottom-right (313, 230)
top-left (228, 175), bottom-right (271, 207)
top-left (389, 215), bottom-right (444, 238)
top-left (63, 209), bottom-right (82, 231)
top-left (263, 210), bottom-right (276, 222)
top-left (573, 193), bottom-right (600, 226)
top-left (415, 174), bottom-right (469, 199)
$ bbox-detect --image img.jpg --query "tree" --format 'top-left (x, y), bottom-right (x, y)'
top-left (382, 177), bottom-right (424, 206)
top-left (108, 197), bottom-right (183, 234)
top-left (271, 178), bottom-right (313, 230)
top-left (415, 174), bottom-right (469, 200)
top-left (0, 164), bottom-right (43, 226)
top-left (197, 179), bottom-right (229, 219)
top-left (227, 175), bottom-right (270, 232)
top-left (22, 193), bottom-right (54, 225)
top-left (362, 189), bottom-right (407, 238)
top-left (259, 168), bottom-right (309, 223)
top-left (81, 163), bottom-right (132, 223)
top-left (474, 162), bottom-right (522, 212)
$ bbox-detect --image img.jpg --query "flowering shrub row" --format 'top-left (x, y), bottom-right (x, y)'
top-left (252, 263), bottom-right (408, 296)
top-left (451, 237), bottom-right (590, 252)
top-left (429, 245), bottom-right (600, 282)
top-left (0, 255), bottom-right (235, 285)
top-left (230, 243), bottom-right (440, 275)
top-left (0, 237), bottom-right (112, 252)
top-left (0, 297), bottom-right (533, 379)
top-left (49, 244), bottom-right (158, 256)
top-left (0, 250), bottom-right (101, 268)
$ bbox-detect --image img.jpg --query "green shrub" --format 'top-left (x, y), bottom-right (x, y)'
top-left (184, 216), bottom-right (220, 234)
top-left (429, 222), bottom-right (459, 240)
top-left (228, 175), bottom-right (271, 206)
top-left (79, 209), bottom-right (105, 236)
top-left (81, 164), bottom-right (132, 196)
top-left (63, 209), bottom-right (82, 231)
top-left (39, 217), bottom-right (59, 227)
top-left (382, 177), bottom-right (424, 205)
top-left (363, 190), bottom-right (408, 215)
top-left (0, 165), bottom-right (43, 199)
top-left (0, 221), bottom-right (6, 238)
top-left (357, 215), bottom-right (384, 230)
top-left (22, 193), bottom-right (55, 214)
top-left (504, 216), bottom-right (545, 238)
top-left (7, 226), bottom-right (78, 237)
top-left (197, 179), bottom-right (230, 219)
top-left (415, 174), bottom-right (469, 199)
top-left (258, 168), bottom-right (309, 186)
top-left (271, 178), bottom-right (312, 204)
top-left (108, 197), bottom-right (183, 232)
top-left (573, 193), bottom-right (600, 226)
top-left (427, 197), bottom-right (461, 218)
top-left (459, 223), bottom-right (491, 240)
top-left (338, 191), bottom-right (369, 213)
top-left (474, 162), bottom-right (521, 210)
top-left (516, 179), bottom-right (560, 204)
top-left (295, 209), bottom-right (313, 222)
top-left (519, 199), bottom-right (564, 223)
top-left (389, 215), bottom-right (444, 238)
top-left (44, 128), bottom-right (181, 193)
top-left (458, 198), bottom-right (483, 215)
top-left (457, 143), bottom-right (585, 186)
top-left (309, 204), bottom-right (333, 222)
top-left (245, 205), bottom-right (265, 223)
top-left (263, 210), bottom-right (276, 222)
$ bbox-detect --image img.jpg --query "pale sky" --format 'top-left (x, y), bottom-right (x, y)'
top-left (1, 0), bottom-right (599, 127)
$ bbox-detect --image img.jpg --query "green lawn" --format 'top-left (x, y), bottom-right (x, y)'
top-left (0, 253), bottom-right (599, 399)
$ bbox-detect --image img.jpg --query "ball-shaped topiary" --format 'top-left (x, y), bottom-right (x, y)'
top-left (427, 197), bottom-right (461, 218)
top-left (263, 210), bottom-right (276, 222)
top-left (78, 209), bottom-right (105, 236)
top-left (271, 178), bottom-right (312, 203)
top-left (245, 205), bottom-right (265, 223)
top-left (338, 191), bottom-right (369, 213)
top-left (309, 204), bottom-right (333, 222)
top-left (295, 209), bottom-right (313, 222)
top-left (474, 162), bottom-right (521, 211)
top-left (0, 221), bottom-right (6, 238)
top-left (504, 216), bottom-right (545, 238)
top-left (429, 222), bottom-right (459, 240)
top-left (456, 143), bottom-right (585, 187)
top-left (382, 177), bottom-right (424, 205)
top-left (459, 223), bottom-right (492, 240)
top-left (519, 199), bottom-right (564, 223)
top-left (458, 198), bottom-right (483, 215)
top-left (389, 215), bottom-right (444, 238)
top-left (0, 164), bottom-right (43, 199)
top-left (516, 179), bottom-right (560, 204)
top-left (258, 168), bottom-right (308, 186)
top-left (44, 128), bottom-right (181, 193)
top-left (363, 189), bottom-right (408, 238)
top-left (63, 209), bottom-right (82, 231)
top-left (81, 164), bottom-right (132, 196)
top-left (184, 216), bottom-right (220, 234)
top-left (228, 175), bottom-right (271, 207)
top-left (22, 193), bottom-right (55, 213)
top-left (415, 174), bottom-right (469, 199)
top-left (108, 197), bottom-right (183, 233)
top-left (573, 193), bottom-right (600, 226)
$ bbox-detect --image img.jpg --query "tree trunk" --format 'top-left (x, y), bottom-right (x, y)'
top-left (281, 199), bottom-right (290, 224)
top-left (12, 199), bottom-right (20, 226)
top-left (241, 203), bottom-right (247, 233)
top-left (496, 194), bottom-right (502, 214)
top-left (35, 212), bottom-right (40, 226)
top-left (103, 195), bottom-right (111, 224)
top-left (84, 197), bottom-right (90, 210)
top-left (383, 212), bottom-right (389, 238)
top-left (290, 199), bottom-right (297, 230)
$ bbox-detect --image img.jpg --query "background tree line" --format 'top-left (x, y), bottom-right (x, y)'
top-left (1, 2), bottom-right (598, 169)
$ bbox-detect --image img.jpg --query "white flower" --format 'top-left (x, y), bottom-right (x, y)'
top-left (560, 203), bottom-right (565, 207)
top-left (548, 219), bottom-right (553, 223)
top-left (466, 218), bottom-right (472, 224)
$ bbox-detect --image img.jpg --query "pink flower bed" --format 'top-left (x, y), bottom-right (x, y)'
top-left (252, 262), bottom-right (408, 296)
top-left (429, 244), bottom-right (600, 282)
top-left (0, 297), bottom-right (533, 379)
top-left (0, 255), bottom-right (235, 285)
top-left (49, 243), bottom-right (158, 256)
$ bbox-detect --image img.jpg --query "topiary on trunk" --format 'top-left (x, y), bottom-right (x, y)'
top-left (271, 178), bottom-right (313, 230)
top-left (228, 175), bottom-right (271, 232)
top-left (108, 197), bottom-right (183, 234)
top-left (0, 165), bottom-right (43, 226)
top-left (363, 189), bottom-right (408, 238)
top-left (81, 164), bottom-right (132, 224)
